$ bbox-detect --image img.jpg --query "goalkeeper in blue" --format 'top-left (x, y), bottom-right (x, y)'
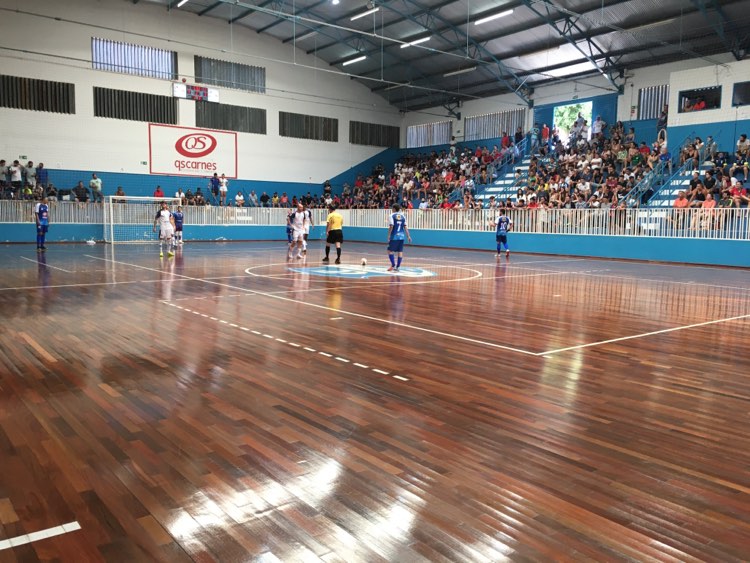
top-left (387, 203), bottom-right (412, 272)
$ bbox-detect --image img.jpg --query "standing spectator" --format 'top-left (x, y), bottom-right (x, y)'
top-left (25, 161), bottom-right (37, 189)
top-left (514, 126), bottom-right (524, 145)
top-left (90, 173), bottom-right (103, 203)
top-left (210, 173), bottom-right (220, 203)
top-left (592, 116), bottom-right (607, 137)
top-left (9, 160), bottom-right (22, 198)
top-left (36, 163), bottom-right (48, 192)
top-left (657, 105), bottom-right (668, 139)
top-left (219, 173), bottom-right (229, 206)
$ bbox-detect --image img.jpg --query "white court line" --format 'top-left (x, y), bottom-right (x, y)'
top-left (0, 521), bottom-right (81, 551)
top-left (19, 256), bottom-right (74, 273)
top-left (541, 313), bottom-right (750, 356)
top-left (88, 255), bottom-right (540, 356)
top-left (0, 279), bottom-right (167, 291)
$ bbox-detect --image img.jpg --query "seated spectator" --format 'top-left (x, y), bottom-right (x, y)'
top-left (114, 186), bottom-right (126, 202)
top-left (73, 181), bottom-right (89, 202)
top-left (235, 191), bottom-right (245, 207)
top-left (153, 185), bottom-right (165, 198)
top-left (194, 188), bottom-right (206, 205)
top-left (46, 183), bottom-right (57, 200)
top-left (271, 192), bottom-right (280, 207)
top-left (280, 192), bottom-right (289, 207)
top-left (248, 190), bottom-right (259, 206)
top-left (259, 192), bottom-right (270, 207)
top-left (185, 188), bottom-right (194, 205)
top-left (175, 188), bottom-right (186, 205)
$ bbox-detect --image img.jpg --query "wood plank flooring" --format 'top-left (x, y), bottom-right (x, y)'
top-left (1, 241), bottom-right (749, 562)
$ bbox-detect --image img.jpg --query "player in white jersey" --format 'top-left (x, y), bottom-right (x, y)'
top-left (153, 201), bottom-right (176, 257)
top-left (301, 206), bottom-right (312, 255)
top-left (287, 203), bottom-right (307, 259)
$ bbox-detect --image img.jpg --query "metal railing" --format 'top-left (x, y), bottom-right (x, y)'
top-left (340, 207), bottom-right (750, 241)
top-left (2, 202), bottom-right (748, 241)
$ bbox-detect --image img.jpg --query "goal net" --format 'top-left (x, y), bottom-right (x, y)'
top-left (104, 196), bottom-right (182, 243)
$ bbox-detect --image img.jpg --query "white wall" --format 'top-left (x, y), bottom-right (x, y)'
top-left (0, 0), bottom-right (401, 182)
top-left (401, 54), bottom-right (738, 142)
top-left (667, 59), bottom-right (750, 126)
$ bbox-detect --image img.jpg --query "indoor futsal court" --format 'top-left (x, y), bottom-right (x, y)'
top-left (1, 241), bottom-right (749, 561)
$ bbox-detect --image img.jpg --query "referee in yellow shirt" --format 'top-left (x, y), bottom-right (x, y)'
top-left (322, 204), bottom-right (344, 264)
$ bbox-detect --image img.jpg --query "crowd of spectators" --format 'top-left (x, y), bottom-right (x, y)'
top-left (3, 125), bottom-right (746, 215)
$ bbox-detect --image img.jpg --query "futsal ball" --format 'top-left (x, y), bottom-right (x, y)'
top-left (361, 258), bottom-right (367, 266)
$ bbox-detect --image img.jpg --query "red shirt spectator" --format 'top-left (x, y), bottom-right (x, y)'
top-left (153, 186), bottom-right (164, 197)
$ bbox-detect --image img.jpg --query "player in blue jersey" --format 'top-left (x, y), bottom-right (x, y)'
top-left (34, 197), bottom-right (50, 251)
top-left (387, 203), bottom-right (412, 272)
top-left (286, 209), bottom-right (295, 258)
top-left (495, 212), bottom-right (513, 257)
top-left (173, 206), bottom-right (185, 246)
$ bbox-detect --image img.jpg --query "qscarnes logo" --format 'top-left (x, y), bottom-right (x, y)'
top-left (173, 133), bottom-right (219, 172)
top-left (174, 133), bottom-right (217, 158)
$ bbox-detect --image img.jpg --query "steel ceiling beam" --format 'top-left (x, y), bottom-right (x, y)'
top-left (301, 0), bottom-right (490, 52)
top-left (390, 32), bottom-right (721, 107)
top-left (377, 0), bottom-right (532, 106)
top-left (256, 0), bottom-right (329, 34)
top-left (690, 0), bottom-right (744, 60)
top-left (198, 1), bottom-right (224, 16)
top-left (521, 0), bottom-right (623, 93)
top-left (361, 0), bottom-right (650, 85)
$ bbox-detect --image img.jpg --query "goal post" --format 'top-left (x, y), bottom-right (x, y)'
top-left (104, 196), bottom-right (182, 244)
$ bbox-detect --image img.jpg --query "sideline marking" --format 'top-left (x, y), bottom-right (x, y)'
top-left (541, 313), bottom-right (750, 355)
top-left (0, 521), bottom-right (81, 551)
top-left (20, 256), bottom-right (74, 273)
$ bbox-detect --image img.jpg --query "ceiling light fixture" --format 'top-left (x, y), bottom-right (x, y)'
top-left (332, 0), bottom-right (340, 5)
top-left (475, 9), bottom-right (513, 25)
top-left (351, 7), bottom-right (380, 21)
top-left (342, 55), bottom-right (367, 66)
top-left (295, 31), bottom-right (318, 41)
top-left (177, 0), bottom-right (190, 7)
top-left (443, 66), bottom-right (477, 77)
top-left (400, 36), bottom-right (431, 49)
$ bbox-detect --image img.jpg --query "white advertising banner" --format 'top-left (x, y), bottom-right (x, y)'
top-left (148, 124), bottom-right (238, 178)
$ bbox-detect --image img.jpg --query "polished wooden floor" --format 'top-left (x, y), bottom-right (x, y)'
top-left (1, 241), bottom-right (749, 562)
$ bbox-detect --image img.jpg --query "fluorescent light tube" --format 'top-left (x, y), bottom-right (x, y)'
top-left (475, 9), bottom-right (513, 25)
top-left (351, 7), bottom-right (379, 21)
top-left (443, 66), bottom-right (477, 77)
top-left (400, 36), bottom-right (431, 48)
top-left (342, 55), bottom-right (367, 66)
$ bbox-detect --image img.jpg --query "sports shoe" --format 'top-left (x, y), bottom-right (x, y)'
top-left (506, 250), bottom-right (510, 257)
top-left (393, 268), bottom-right (399, 272)
top-left (168, 251), bottom-right (175, 257)
top-left (335, 258), bottom-right (341, 264)
top-left (296, 254), bottom-right (302, 260)
top-left (159, 251), bottom-right (164, 257)
top-left (322, 256), bottom-right (329, 262)
top-left (387, 266), bottom-right (395, 271)
top-left (40, 246), bottom-right (47, 251)
top-left (37, 247), bottom-right (42, 252)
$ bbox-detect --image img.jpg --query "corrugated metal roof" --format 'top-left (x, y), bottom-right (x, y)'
top-left (132, 0), bottom-right (748, 111)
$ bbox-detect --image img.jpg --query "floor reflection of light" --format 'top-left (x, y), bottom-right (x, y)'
top-left (167, 511), bottom-right (200, 540)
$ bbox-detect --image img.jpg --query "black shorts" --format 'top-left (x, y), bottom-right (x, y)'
top-left (496, 234), bottom-right (508, 244)
top-left (327, 229), bottom-right (343, 244)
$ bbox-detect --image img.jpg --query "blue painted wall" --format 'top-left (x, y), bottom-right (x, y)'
top-left (668, 118), bottom-right (750, 155)
top-left (624, 119), bottom-right (658, 144)
top-left (3, 222), bottom-right (748, 267)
